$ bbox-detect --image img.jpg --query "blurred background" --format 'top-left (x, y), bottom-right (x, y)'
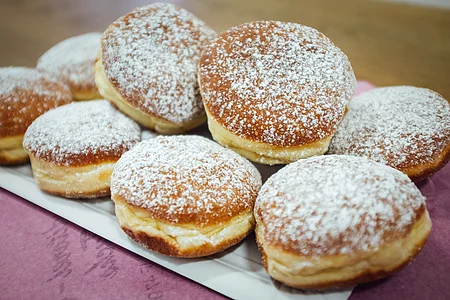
top-left (0, 0), bottom-right (449, 98)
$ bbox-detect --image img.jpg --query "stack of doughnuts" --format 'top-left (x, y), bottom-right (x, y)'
top-left (3, 1), bottom-right (448, 292)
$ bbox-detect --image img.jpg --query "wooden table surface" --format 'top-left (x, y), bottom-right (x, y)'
top-left (1, 0), bottom-right (449, 98)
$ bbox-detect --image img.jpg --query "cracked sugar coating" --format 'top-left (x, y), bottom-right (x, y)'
top-left (0, 67), bottom-right (72, 138)
top-left (111, 135), bottom-right (262, 226)
top-left (101, 3), bottom-right (217, 125)
top-left (328, 86), bottom-right (450, 170)
top-left (23, 100), bottom-right (141, 166)
top-left (254, 155), bottom-right (425, 255)
top-left (37, 32), bottom-right (101, 94)
top-left (199, 21), bottom-right (356, 147)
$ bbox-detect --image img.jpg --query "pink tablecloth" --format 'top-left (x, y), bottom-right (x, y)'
top-left (0, 189), bottom-right (224, 300)
top-left (1, 81), bottom-right (449, 299)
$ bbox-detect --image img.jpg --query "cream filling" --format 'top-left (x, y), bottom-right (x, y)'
top-left (28, 154), bottom-right (114, 196)
top-left (257, 210), bottom-right (432, 288)
top-left (205, 108), bottom-right (331, 165)
top-left (113, 196), bottom-right (255, 251)
top-left (0, 135), bottom-right (28, 163)
top-left (94, 53), bottom-right (205, 134)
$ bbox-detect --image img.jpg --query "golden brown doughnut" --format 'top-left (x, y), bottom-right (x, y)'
top-left (0, 67), bottom-right (72, 164)
top-left (95, 3), bottom-right (217, 134)
top-left (111, 135), bottom-right (262, 258)
top-left (37, 33), bottom-right (102, 100)
top-left (254, 155), bottom-right (431, 290)
top-left (328, 86), bottom-right (450, 182)
top-left (23, 100), bottom-right (141, 198)
top-left (199, 21), bottom-right (356, 164)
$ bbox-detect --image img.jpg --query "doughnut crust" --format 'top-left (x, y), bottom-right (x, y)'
top-left (254, 155), bottom-right (431, 289)
top-left (23, 100), bottom-right (141, 198)
top-left (111, 136), bottom-right (262, 257)
top-left (0, 67), bottom-right (72, 164)
top-left (95, 3), bottom-right (217, 134)
top-left (199, 21), bottom-right (356, 164)
top-left (27, 155), bottom-right (115, 198)
top-left (328, 86), bottom-right (450, 181)
top-left (37, 33), bottom-right (102, 100)
top-left (0, 136), bottom-right (29, 165)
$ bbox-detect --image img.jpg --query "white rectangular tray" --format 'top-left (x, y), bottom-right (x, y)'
top-left (0, 158), bottom-right (352, 300)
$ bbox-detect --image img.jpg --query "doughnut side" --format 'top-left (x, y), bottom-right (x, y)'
top-left (206, 108), bottom-right (332, 165)
top-left (72, 88), bottom-right (102, 101)
top-left (0, 135), bottom-right (29, 165)
top-left (401, 143), bottom-right (450, 182)
top-left (0, 68), bottom-right (73, 139)
top-left (255, 208), bottom-right (432, 290)
top-left (94, 54), bottom-right (205, 134)
top-left (113, 195), bottom-right (255, 258)
top-left (28, 154), bottom-right (115, 198)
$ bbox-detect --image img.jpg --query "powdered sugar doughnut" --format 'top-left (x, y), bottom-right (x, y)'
top-left (95, 3), bottom-right (217, 134)
top-left (0, 67), bottom-right (72, 164)
top-left (37, 33), bottom-right (101, 100)
top-left (328, 86), bottom-right (450, 181)
top-left (254, 155), bottom-right (431, 289)
top-left (23, 100), bottom-right (141, 198)
top-left (199, 21), bottom-right (356, 164)
top-left (111, 135), bottom-right (261, 257)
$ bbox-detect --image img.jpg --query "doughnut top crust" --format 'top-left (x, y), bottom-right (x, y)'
top-left (37, 32), bottom-right (101, 95)
top-left (254, 155), bottom-right (425, 256)
top-left (111, 135), bottom-right (262, 226)
top-left (199, 21), bottom-right (356, 147)
top-left (23, 100), bottom-right (141, 166)
top-left (329, 86), bottom-right (450, 170)
top-left (100, 3), bottom-right (217, 125)
top-left (0, 67), bottom-right (72, 138)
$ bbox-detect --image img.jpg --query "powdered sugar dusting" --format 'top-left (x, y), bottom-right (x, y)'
top-left (37, 33), bottom-right (101, 92)
top-left (255, 155), bottom-right (425, 255)
top-left (0, 67), bottom-right (68, 99)
top-left (111, 135), bottom-right (262, 225)
top-left (101, 3), bottom-right (217, 125)
top-left (141, 130), bottom-right (159, 141)
top-left (1, 67), bottom-right (72, 136)
top-left (199, 21), bottom-right (356, 146)
top-left (23, 100), bottom-right (141, 165)
top-left (329, 86), bottom-right (450, 169)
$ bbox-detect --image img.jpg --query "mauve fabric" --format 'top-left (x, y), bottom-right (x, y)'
top-left (0, 189), bottom-right (226, 300)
